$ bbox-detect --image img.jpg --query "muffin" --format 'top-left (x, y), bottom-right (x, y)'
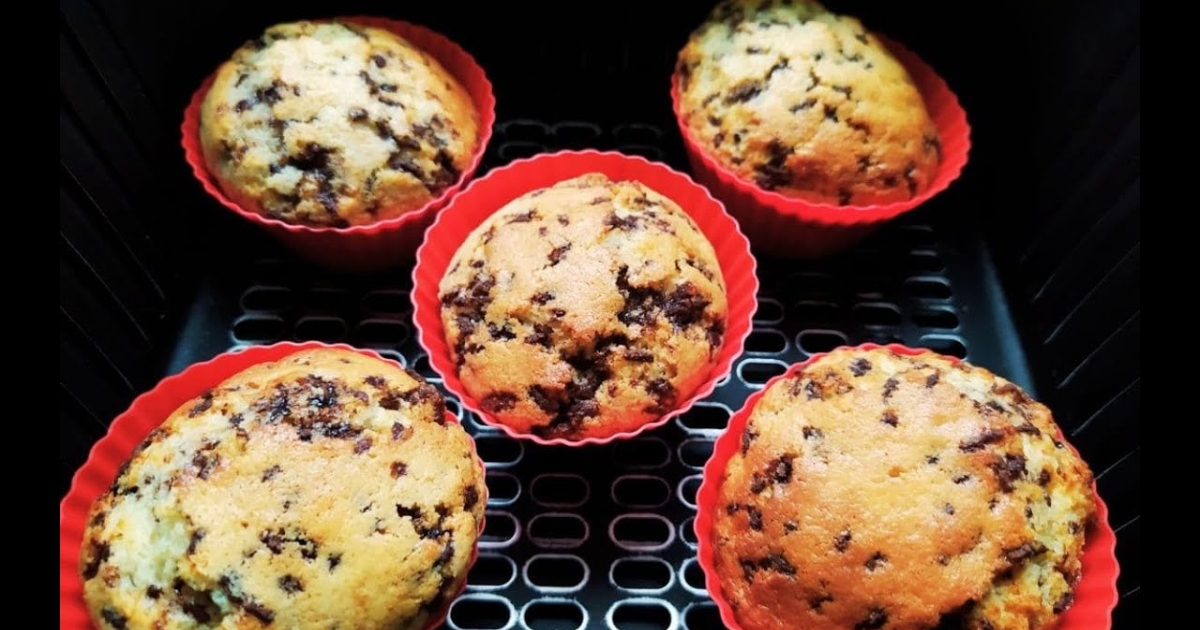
top-left (676, 0), bottom-right (941, 206)
top-left (437, 173), bottom-right (728, 441)
top-left (199, 20), bottom-right (480, 227)
top-left (710, 347), bottom-right (1096, 630)
top-left (78, 349), bottom-right (486, 630)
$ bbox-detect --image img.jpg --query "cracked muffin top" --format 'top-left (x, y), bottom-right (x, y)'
top-left (711, 347), bottom-right (1096, 630)
top-left (79, 349), bottom-right (486, 630)
top-left (199, 20), bottom-right (479, 227)
top-left (676, 0), bottom-right (940, 206)
top-left (438, 173), bottom-right (728, 441)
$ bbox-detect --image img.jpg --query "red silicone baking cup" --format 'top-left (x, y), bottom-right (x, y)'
top-left (671, 35), bottom-right (971, 258)
top-left (181, 16), bottom-right (496, 272)
top-left (412, 150), bottom-right (759, 447)
top-left (695, 343), bottom-right (1119, 630)
top-left (59, 342), bottom-right (487, 630)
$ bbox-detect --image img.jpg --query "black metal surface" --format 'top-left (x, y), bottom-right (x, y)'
top-left (60, 0), bottom-right (1139, 626)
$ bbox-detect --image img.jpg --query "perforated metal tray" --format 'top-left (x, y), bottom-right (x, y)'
top-left (166, 120), bottom-right (1033, 630)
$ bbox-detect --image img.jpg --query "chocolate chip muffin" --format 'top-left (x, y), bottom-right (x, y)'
top-left (438, 173), bottom-right (728, 441)
top-left (199, 20), bottom-right (480, 227)
top-left (676, 0), bottom-right (941, 206)
top-left (79, 349), bottom-right (486, 630)
top-left (711, 347), bottom-right (1096, 630)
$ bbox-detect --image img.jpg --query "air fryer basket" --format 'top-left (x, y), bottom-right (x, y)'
top-left (60, 1), bottom-right (1139, 628)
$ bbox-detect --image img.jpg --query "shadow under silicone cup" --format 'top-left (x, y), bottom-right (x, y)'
top-left (411, 150), bottom-right (759, 446)
top-left (181, 16), bottom-right (496, 272)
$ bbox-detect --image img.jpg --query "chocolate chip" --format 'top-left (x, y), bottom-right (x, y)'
top-left (790, 97), bottom-right (818, 113)
top-left (770, 455), bottom-right (795, 483)
top-left (261, 465), bottom-right (281, 482)
top-left (464, 486), bottom-right (480, 510)
top-left (823, 104), bottom-right (839, 123)
top-left (953, 474), bottom-right (971, 484)
top-left (804, 380), bottom-right (821, 400)
top-left (278, 575), bottom-right (303, 594)
top-left (855, 608), bottom-right (888, 630)
top-left (189, 391), bottom-right (214, 417)
top-left (802, 426), bottom-right (823, 439)
top-left (749, 473), bottom-right (768, 494)
top-left (849, 358), bottom-right (872, 376)
top-left (396, 504), bottom-right (422, 520)
top-left (926, 372), bottom-right (941, 388)
top-left (864, 551), bottom-right (888, 571)
top-left (391, 422), bottom-right (409, 441)
top-left (228, 413), bottom-right (244, 426)
top-left (328, 553), bottom-right (342, 571)
top-left (508, 209), bottom-right (538, 223)
top-left (557, 214), bottom-right (570, 225)
top-left (548, 244), bottom-right (571, 265)
top-left (943, 503), bottom-right (956, 515)
top-left (624, 348), bottom-right (654, 362)
top-left (881, 411), bottom-right (898, 427)
top-left (146, 584), bottom-right (162, 599)
top-left (725, 79), bottom-right (764, 103)
top-left (101, 607), bottom-right (128, 629)
top-left (244, 602), bottom-right (275, 624)
top-left (740, 559), bottom-right (758, 582)
top-left (834, 529), bottom-right (851, 552)
top-left (531, 292), bottom-right (554, 304)
top-left (391, 462), bottom-right (408, 478)
top-left (1004, 542), bottom-right (1043, 562)
top-left (605, 211), bottom-right (642, 230)
top-left (759, 553), bottom-right (796, 575)
top-left (960, 428), bottom-right (1005, 452)
top-left (746, 506), bottom-right (764, 531)
top-left (754, 139), bottom-right (792, 190)
top-left (726, 503), bottom-right (740, 515)
top-left (809, 594), bottom-right (833, 611)
top-left (1053, 592), bottom-right (1076, 614)
top-left (320, 422), bottom-right (361, 440)
top-left (482, 392), bottom-right (518, 413)
top-left (81, 541), bottom-right (110, 580)
top-left (992, 454), bottom-right (1027, 492)
top-left (261, 529), bottom-right (285, 554)
top-left (528, 385), bottom-right (559, 414)
top-left (353, 437), bottom-right (372, 454)
top-left (525, 323), bottom-right (553, 347)
top-left (882, 377), bottom-right (899, 399)
top-left (741, 427), bottom-right (759, 453)
top-left (645, 378), bottom-right (677, 414)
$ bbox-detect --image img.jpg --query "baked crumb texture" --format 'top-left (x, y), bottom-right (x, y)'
top-left (677, 0), bottom-right (940, 206)
top-left (200, 21), bottom-right (479, 227)
top-left (438, 173), bottom-right (728, 441)
top-left (79, 349), bottom-right (486, 630)
top-left (713, 347), bottom-right (1096, 630)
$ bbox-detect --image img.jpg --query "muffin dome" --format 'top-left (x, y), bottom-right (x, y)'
top-left (79, 349), bottom-right (485, 630)
top-left (710, 347), bottom-right (1095, 630)
top-left (676, 0), bottom-right (940, 206)
top-left (437, 173), bottom-right (728, 441)
top-left (199, 20), bottom-right (480, 227)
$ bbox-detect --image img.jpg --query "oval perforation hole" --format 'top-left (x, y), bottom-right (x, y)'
top-left (611, 557), bottom-right (674, 593)
top-left (294, 316), bottom-right (347, 342)
top-left (680, 517), bottom-right (698, 548)
top-left (907, 250), bottom-right (946, 273)
top-left (355, 319), bottom-right (409, 346)
top-left (361, 289), bottom-right (410, 314)
top-left (682, 602), bottom-right (721, 630)
top-left (745, 329), bottom-right (787, 354)
top-left (852, 303), bottom-right (903, 327)
top-left (797, 330), bottom-right (848, 355)
top-left (677, 475), bottom-right (702, 508)
top-left (616, 144), bottom-right (665, 161)
top-left (467, 554), bottom-right (517, 590)
top-left (448, 594), bottom-right (515, 630)
top-left (613, 438), bottom-right (671, 469)
top-left (528, 513), bottom-right (588, 549)
top-left (480, 512), bottom-right (519, 548)
top-left (914, 308), bottom-right (960, 330)
top-left (737, 359), bottom-right (789, 388)
top-left (232, 315), bottom-right (285, 343)
top-left (523, 599), bottom-right (586, 630)
top-left (898, 224), bottom-right (937, 247)
top-left (474, 436), bottom-right (523, 468)
top-left (552, 121), bottom-right (603, 146)
top-left (240, 286), bottom-right (291, 312)
top-left (524, 554), bottom-right (589, 591)
top-left (919, 335), bottom-right (968, 359)
top-left (680, 559), bottom-right (707, 594)
top-left (498, 119), bottom-right (551, 141)
top-left (752, 297), bottom-right (785, 323)
top-left (678, 439), bottom-right (714, 469)
top-left (530, 474), bottom-right (590, 508)
top-left (610, 514), bottom-right (674, 551)
top-left (486, 472), bottom-right (520, 505)
top-left (905, 276), bottom-right (953, 299)
top-left (412, 354), bottom-right (438, 378)
top-left (613, 123), bottom-right (664, 144)
top-left (677, 403), bottom-right (730, 433)
top-left (612, 475), bottom-right (671, 509)
top-left (498, 141), bottom-right (547, 161)
top-left (608, 600), bottom-right (677, 630)
top-left (794, 300), bottom-right (840, 323)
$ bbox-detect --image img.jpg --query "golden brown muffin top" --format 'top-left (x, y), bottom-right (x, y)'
top-left (438, 173), bottom-right (728, 440)
top-left (677, 0), bottom-right (940, 205)
top-left (200, 20), bottom-right (479, 226)
top-left (79, 349), bottom-right (485, 630)
top-left (712, 347), bottom-right (1095, 630)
